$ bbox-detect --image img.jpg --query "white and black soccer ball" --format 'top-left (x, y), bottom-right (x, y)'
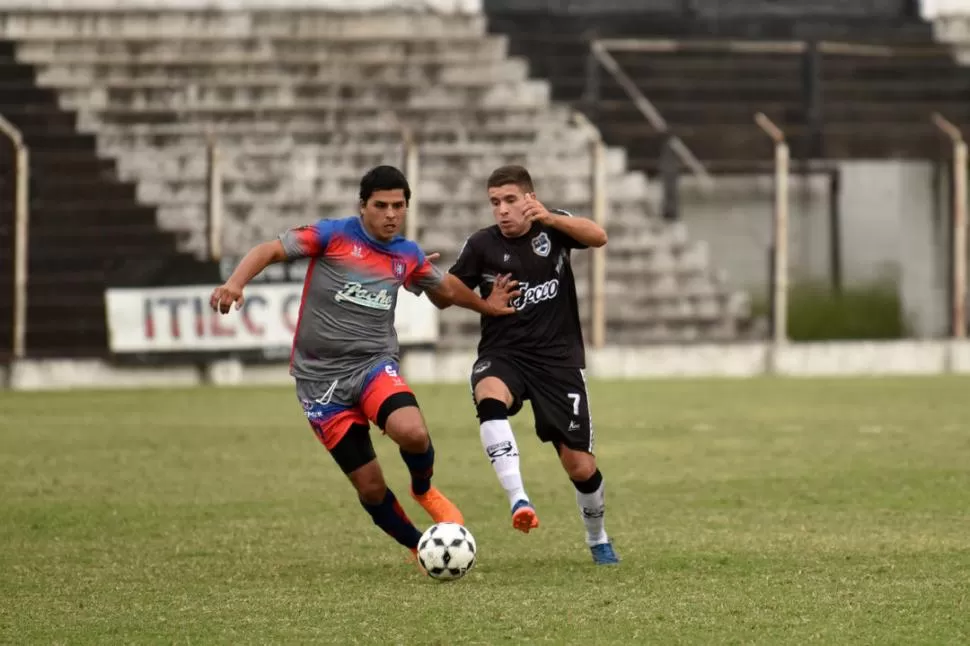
top-left (417, 522), bottom-right (477, 581)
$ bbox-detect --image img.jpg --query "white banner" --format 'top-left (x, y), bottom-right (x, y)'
top-left (105, 283), bottom-right (438, 353)
top-left (921, 0), bottom-right (970, 18)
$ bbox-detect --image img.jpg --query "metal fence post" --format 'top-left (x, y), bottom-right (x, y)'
top-left (0, 115), bottom-right (29, 360)
top-left (206, 133), bottom-right (223, 261)
top-left (933, 113), bottom-right (968, 340)
top-left (574, 112), bottom-right (607, 348)
top-left (755, 113), bottom-right (790, 356)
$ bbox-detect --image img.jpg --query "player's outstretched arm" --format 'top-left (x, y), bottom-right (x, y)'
top-left (524, 195), bottom-right (608, 248)
top-left (428, 273), bottom-right (520, 316)
top-left (210, 240), bottom-right (287, 314)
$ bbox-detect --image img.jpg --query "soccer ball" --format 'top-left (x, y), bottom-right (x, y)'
top-left (417, 522), bottom-right (477, 581)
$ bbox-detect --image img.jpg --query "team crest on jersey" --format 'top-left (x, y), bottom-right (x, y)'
top-left (392, 259), bottom-right (406, 280)
top-left (532, 232), bottom-right (551, 257)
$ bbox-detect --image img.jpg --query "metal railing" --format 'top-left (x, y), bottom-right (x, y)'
top-left (934, 112), bottom-right (968, 340)
top-left (204, 112), bottom-right (423, 264)
top-left (0, 115), bottom-right (29, 361)
top-left (580, 36), bottom-right (970, 341)
top-left (206, 132), bottom-right (223, 262)
top-left (574, 111), bottom-right (608, 349)
top-left (6, 33), bottom-right (970, 361)
top-left (588, 39), bottom-right (715, 191)
top-left (400, 121), bottom-right (420, 242)
top-left (583, 38), bottom-right (968, 173)
top-left (755, 112), bottom-right (790, 352)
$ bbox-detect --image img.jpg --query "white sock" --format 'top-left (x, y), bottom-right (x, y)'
top-left (575, 475), bottom-right (609, 546)
top-left (480, 419), bottom-right (529, 508)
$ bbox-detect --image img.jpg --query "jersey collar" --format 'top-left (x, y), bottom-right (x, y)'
top-left (354, 216), bottom-right (404, 248)
top-left (499, 221), bottom-right (541, 241)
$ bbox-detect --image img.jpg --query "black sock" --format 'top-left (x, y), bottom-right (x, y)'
top-left (572, 469), bottom-right (603, 494)
top-left (400, 439), bottom-right (435, 496)
top-left (360, 489), bottom-right (422, 549)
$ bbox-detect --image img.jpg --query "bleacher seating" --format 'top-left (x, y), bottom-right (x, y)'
top-left (484, 8), bottom-right (966, 176)
top-left (0, 38), bottom-right (184, 359)
top-left (0, 9), bottom-right (752, 358)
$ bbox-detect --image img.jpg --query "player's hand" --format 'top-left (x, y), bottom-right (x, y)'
top-left (487, 273), bottom-right (521, 316)
top-left (523, 193), bottom-right (553, 225)
top-left (426, 252), bottom-right (441, 263)
top-left (210, 282), bottom-right (245, 314)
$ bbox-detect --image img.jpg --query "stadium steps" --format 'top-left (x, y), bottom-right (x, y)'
top-left (483, 9), bottom-right (970, 174)
top-left (0, 40), bottom-right (188, 360)
top-left (0, 8), bottom-right (755, 347)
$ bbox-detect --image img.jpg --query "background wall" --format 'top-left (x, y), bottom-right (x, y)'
top-left (677, 161), bottom-right (952, 337)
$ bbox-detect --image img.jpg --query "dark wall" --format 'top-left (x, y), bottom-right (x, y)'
top-left (483, 0), bottom-right (918, 19)
top-left (0, 41), bottom-right (186, 360)
top-left (482, 0), bottom-right (953, 175)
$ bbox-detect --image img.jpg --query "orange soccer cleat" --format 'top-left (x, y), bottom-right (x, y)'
top-left (410, 486), bottom-right (464, 525)
top-left (511, 499), bottom-right (539, 533)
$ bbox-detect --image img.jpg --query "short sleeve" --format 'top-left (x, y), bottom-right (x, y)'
top-left (404, 247), bottom-right (445, 295)
top-left (278, 219), bottom-right (339, 259)
top-left (448, 235), bottom-right (482, 288)
top-left (547, 208), bottom-right (588, 250)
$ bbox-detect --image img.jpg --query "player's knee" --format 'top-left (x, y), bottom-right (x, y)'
top-left (474, 377), bottom-right (513, 408)
top-left (571, 467), bottom-right (603, 494)
top-left (564, 460), bottom-right (596, 482)
top-left (392, 422), bottom-right (428, 453)
top-left (568, 462), bottom-right (597, 482)
top-left (377, 392), bottom-right (419, 429)
top-left (476, 397), bottom-right (509, 422)
top-left (382, 404), bottom-right (429, 453)
top-left (559, 445), bottom-right (597, 481)
top-left (356, 481), bottom-right (387, 505)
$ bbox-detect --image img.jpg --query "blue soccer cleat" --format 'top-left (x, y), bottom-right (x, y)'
top-left (590, 540), bottom-right (620, 565)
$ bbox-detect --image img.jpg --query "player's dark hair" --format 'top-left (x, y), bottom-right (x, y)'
top-left (359, 165), bottom-right (411, 205)
top-left (487, 165), bottom-right (534, 193)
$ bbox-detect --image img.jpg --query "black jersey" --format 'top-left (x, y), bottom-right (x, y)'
top-left (449, 211), bottom-right (588, 368)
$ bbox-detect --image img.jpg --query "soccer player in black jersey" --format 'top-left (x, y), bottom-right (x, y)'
top-left (441, 165), bottom-right (618, 565)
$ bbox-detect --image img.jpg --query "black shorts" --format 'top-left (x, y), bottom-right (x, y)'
top-left (470, 355), bottom-right (594, 454)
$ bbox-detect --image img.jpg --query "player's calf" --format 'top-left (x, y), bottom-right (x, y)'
top-left (360, 487), bottom-right (423, 551)
top-left (377, 393), bottom-right (436, 493)
top-left (559, 445), bottom-right (617, 563)
top-left (476, 395), bottom-right (531, 509)
top-left (348, 460), bottom-right (423, 551)
top-left (378, 394), bottom-right (464, 525)
top-left (572, 469), bottom-right (609, 542)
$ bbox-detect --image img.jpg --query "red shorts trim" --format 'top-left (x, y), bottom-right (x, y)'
top-left (302, 362), bottom-right (416, 452)
top-left (309, 409), bottom-right (367, 451)
top-left (360, 365), bottom-right (415, 423)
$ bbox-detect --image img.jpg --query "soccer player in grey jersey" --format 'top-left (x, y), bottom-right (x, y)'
top-left (210, 166), bottom-right (518, 569)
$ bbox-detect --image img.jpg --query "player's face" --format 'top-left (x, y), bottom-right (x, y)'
top-left (360, 189), bottom-right (408, 242)
top-left (488, 183), bottom-right (532, 238)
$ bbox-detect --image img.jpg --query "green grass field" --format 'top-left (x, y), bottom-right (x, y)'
top-left (3, 376), bottom-right (970, 645)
